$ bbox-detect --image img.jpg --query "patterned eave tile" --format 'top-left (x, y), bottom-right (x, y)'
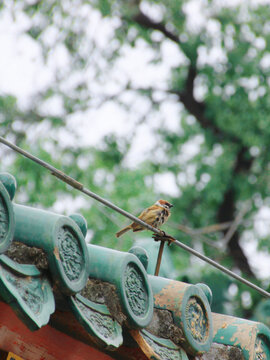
top-left (0, 172), bottom-right (270, 360)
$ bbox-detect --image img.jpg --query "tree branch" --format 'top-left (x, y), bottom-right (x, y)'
top-left (131, 12), bottom-right (239, 143)
top-left (132, 11), bottom-right (180, 45)
top-left (132, 9), bottom-right (255, 276)
top-left (171, 65), bottom-right (239, 143)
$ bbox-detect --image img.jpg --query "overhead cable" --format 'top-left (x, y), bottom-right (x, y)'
top-left (0, 136), bottom-right (269, 298)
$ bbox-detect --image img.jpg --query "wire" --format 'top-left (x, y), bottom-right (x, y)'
top-left (1, 135), bottom-right (270, 299)
top-left (172, 239), bottom-right (270, 297)
top-left (0, 137), bottom-right (160, 233)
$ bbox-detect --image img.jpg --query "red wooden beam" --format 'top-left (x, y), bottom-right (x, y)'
top-left (0, 301), bottom-right (113, 360)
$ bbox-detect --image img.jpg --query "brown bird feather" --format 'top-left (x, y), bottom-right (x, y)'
top-left (116, 199), bottom-right (173, 238)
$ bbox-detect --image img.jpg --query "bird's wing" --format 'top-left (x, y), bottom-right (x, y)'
top-left (138, 205), bottom-right (163, 224)
top-left (131, 205), bottom-right (163, 231)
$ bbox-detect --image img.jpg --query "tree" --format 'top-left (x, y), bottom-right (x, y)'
top-left (1, 0), bottom-right (270, 318)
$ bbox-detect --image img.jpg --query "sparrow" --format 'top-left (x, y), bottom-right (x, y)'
top-left (116, 199), bottom-right (173, 238)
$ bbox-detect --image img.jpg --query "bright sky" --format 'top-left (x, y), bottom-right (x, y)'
top-left (0, 6), bottom-right (183, 170)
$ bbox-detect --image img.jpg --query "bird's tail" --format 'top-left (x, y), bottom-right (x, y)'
top-left (116, 225), bottom-right (132, 238)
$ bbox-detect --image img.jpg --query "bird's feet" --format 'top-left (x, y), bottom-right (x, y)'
top-left (152, 231), bottom-right (176, 246)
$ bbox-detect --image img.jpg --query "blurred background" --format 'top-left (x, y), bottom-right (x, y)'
top-left (1, 0), bottom-right (270, 324)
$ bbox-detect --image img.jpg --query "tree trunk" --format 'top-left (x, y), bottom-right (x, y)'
top-left (217, 147), bottom-right (255, 277)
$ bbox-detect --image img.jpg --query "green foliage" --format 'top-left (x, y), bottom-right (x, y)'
top-left (1, 0), bottom-right (270, 322)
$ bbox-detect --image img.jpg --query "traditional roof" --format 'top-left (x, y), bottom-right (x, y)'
top-left (0, 172), bottom-right (269, 360)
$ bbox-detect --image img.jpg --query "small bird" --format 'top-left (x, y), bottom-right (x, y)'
top-left (116, 199), bottom-right (173, 238)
